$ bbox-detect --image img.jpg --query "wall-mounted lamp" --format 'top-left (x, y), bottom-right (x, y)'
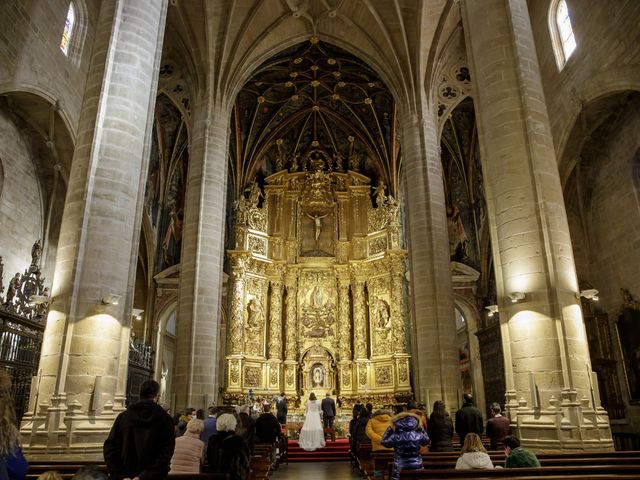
top-left (485, 305), bottom-right (499, 317)
top-left (29, 294), bottom-right (51, 306)
top-left (508, 292), bottom-right (526, 303)
top-left (101, 293), bottom-right (121, 306)
top-left (579, 289), bottom-right (599, 301)
top-left (132, 308), bottom-right (144, 321)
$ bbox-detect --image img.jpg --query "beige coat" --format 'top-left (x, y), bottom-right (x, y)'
top-left (169, 431), bottom-right (204, 474)
top-left (366, 410), bottom-right (393, 451)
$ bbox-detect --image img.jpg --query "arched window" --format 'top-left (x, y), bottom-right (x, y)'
top-left (549, 0), bottom-right (577, 70)
top-left (60, 2), bottom-right (76, 56)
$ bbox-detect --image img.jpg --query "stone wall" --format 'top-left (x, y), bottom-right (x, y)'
top-left (0, 108), bottom-right (43, 280)
top-left (0, 0), bottom-right (97, 131)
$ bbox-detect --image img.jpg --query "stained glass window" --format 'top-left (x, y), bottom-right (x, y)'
top-left (60, 2), bottom-right (76, 55)
top-left (556, 0), bottom-right (576, 62)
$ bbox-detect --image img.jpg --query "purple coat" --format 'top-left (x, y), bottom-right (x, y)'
top-left (381, 413), bottom-right (430, 480)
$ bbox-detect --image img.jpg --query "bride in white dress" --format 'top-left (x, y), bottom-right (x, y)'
top-left (298, 393), bottom-right (326, 451)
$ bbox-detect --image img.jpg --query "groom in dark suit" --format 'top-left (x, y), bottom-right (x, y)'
top-left (321, 392), bottom-right (336, 441)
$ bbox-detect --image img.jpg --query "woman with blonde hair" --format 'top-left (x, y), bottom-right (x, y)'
top-left (455, 432), bottom-right (494, 470)
top-left (0, 369), bottom-right (28, 479)
top-left (169, 418), bottom-right (205, 474)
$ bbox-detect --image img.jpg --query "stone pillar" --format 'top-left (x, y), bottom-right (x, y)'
top-left (461, 0), bottom-right (612, 449)
top-left (399, 111), bottom-right (460, 412)
top-left (20, 0), bottom-right (168, 458)
top-left (283, 271), bottom-right (298, 394)
top-left (172, 100), bottom-right (231, 411)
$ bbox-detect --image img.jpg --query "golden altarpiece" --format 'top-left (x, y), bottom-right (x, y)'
top-left (224, 154), bottom-right (412, 408)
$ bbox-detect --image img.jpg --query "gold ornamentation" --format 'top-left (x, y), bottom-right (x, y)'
top-left (230, 363), bottom-right (239, 384)
top-left (270, 367), bottom-right (278, 386)
top-left (244, 366), bottom-right (261, 387)
top-left (359, 367), bottom-right (367, 386)
top-left (399, 363), bottom-right (408, 383)
top-left (369, 235), bottom-right (387, 255)
top-left (376, 366), bottom-right (392, 385)
top-left (286, 368), bottom-right (294, 386)
top-left (342, 370), bottom-right (351, 387)
top-left (248, 235), bottom-right (267, 256)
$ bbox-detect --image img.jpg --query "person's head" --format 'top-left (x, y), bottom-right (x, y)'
top-left (195, 408), bottom-right (205, 420)
top-left (139, 380), bottom-right (160, 401)
top-left (463, 393), bottom-right (473, 405)
top-left (366, 403), bottom-right (373, 414)
top-left (263, 403), bottom-right (271, 413)
top-left (326, 392), bottom-right (331, 397)
top-left (407, 400), bottom-right (418, 410)
top-left (358, 407), bottom-right (371, 419)
top-left (208, 406), bottom-right (218, 416)
top-left (37, 472), bottom-right (63, 480)
top-left (309, 392), bottom-right (317, 401)
top-left (491, 402), bottom-right (501, 416)
top-left (503, 435), bottom-right (520, 455)
top-left (432, 400), bottom-right (446, 416)
top-left (0, 369), bottom-right (18, 455)
top-left (216, 413), bottom-right (238, 432)
top-left (187, 418), bottom-right (204, 434)
top-left (238, 404), bottom-right (250, 415)
top-left (280, 392), bottom-right (286, 398)
top-left (461, 432), bottom-right (486, 453)
top-left (71, 465), bottom-right (108, 480)
top-left (352, 403), bottom-right (363, 419)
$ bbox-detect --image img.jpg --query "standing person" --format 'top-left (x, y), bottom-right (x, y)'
top-left (503, 436), bottom-right (541, 468)
top-left (169, 419), bottom-right (204, 474)
top-left (298, 393), bottom-right (325, 451)
top-left (349, 404), bottom-right (363, 458)
top-left (0, 369), bottom-right (28, 480)
top-left (103, 379), bottom-right (175, 480)
top-left (321, 392), bottom-right (336, 441)
top-left (201, 406), bottom-right (218, 446)
top-left (406, 401), bottom-right (428, 454)
top-left (236, 405), bottom-right (256, 452)
top-left (381, 412), bottom-right (430, 480)
top-left (486, 403), bottom-right (511, 450)
top-left (353, 406), bottom-right (372, 457)
top-left (255, 404), bottom-right (281, 444)
top-left (455, 432), bottom-right (494, 470)
top-left (276, 393), bottom-right (288, 425)
top-left (207, 414), bottom-right (250, 480)
top-left (427, 400), bottom-right (454, 452)
top-left (455, 393), bottom-right (483, 446)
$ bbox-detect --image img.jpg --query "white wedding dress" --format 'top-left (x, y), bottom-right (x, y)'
top-left (298, 399), bottom-right (326, 451)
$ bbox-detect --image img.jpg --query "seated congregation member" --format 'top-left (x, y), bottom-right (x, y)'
top-left (104, 380), bottom-right (175, 480)
top-left (381, 412), bottom-right (430, 480)
top-left (486, 403), bottom-right (511, 450)
top-left (365, 409), bottom-right (393, 451)
top-left (255, 403), bottom-right (281, 443)
top-left (169, 418), bottom-right (205, 475)
top-left (427, 400), bottom-right (454, 452)
top-left (37, 473), bottom-right (62, 480)
top-left (207, 413), bottom-right (250, 480)
top-left (503, 435), bottom-right (540, 468)
top-left (0, 370), bottom-right (28, 480)
top-left (455, 432), bottom-right (494, 470)
top-left (349, 403), bottom-right (363, 454)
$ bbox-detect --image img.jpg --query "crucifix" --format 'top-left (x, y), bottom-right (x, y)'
top-left (305, 212), bottom-right (328, 249)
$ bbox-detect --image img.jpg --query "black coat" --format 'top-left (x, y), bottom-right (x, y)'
top-left (427, 413), bottom-right (454, 452)
top-left (321, 397), bottom-right (336, 417)
top-left (103, 399), bottom-right (175, 480)
top-left (455, 403), bottom-right (483, 444)
top-left (255, 413), bottom-right (281, 443)
top-left (207, 431), bottom-right (250, 480)
top-left (276, 398), bottom-right (288, 423)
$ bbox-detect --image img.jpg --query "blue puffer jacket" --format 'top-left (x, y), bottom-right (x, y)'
top-left (381, 412), bottom-right (430, 480)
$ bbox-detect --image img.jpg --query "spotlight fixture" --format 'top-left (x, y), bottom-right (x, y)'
top-left (485, 305), bottom-right (499, 317)
top-left (579, 289), bottom-right (599, 301)
top-left (132, 308), bottom-right (144, 321)
top-left (29, 294), bottom-right (51, 306)
top-left (508, 292), bottom-right (525, 303)
top-left (101, 293), bottom-right (121, 306)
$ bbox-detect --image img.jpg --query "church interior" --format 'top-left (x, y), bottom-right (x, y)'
top-left (0, 0), bottom-right (639, 462)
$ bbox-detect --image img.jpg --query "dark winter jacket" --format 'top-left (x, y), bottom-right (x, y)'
top-left (255, 412), bottom-right (281, 443)
top-left (207, 431), bottom-right (250, 480)
top-left (427, 412), bottom-right (454, 452)
top-left (276, 398), bottom-right (288, 424)
top-left (455, 402), bottom-right (483, 444)
top-left (381, 412), bottom-right (430, 480)
top-left (103, 399), bottom-right (175, 480)
top-left (505, 447), bottom-right (541, 468)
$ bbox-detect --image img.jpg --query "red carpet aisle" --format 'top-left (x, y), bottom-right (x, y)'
top-left (287, 438), bottom-right (351, 462)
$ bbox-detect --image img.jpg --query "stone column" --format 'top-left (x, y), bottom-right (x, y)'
top-left (399, 110), bottom-right (460, 412)
top-left (20, 0), bottom-right (168, 458)
top-left (173, 100), bottom-right (232, 410)
top-left (461, 0), bottom-right (612, 449)
top-left (283, 271), bottom-right (298, 394)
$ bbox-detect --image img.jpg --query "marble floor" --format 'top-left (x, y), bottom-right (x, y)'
top-left (271, 461), bottom-right (361, 479)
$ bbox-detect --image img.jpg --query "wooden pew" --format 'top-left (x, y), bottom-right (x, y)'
top-left (398, 464), bottom-right (640, 479)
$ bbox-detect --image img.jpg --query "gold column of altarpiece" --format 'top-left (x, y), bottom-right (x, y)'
top-left (224, 165), bottom-right (411, 409)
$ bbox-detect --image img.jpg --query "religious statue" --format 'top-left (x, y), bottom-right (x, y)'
top-left (386, 195), bottom-right (400, 224)
top-left (313, 365), bottom-right (324, 387)
top-left (305, 212), bottom-right (329, 246)
top-left (374, 298), bottom-right (390, 329)
top-left (290, 153), bottom-right (300, 172)
top-left (311, 285), bottom-right (323, 308)
top-left (31, 239), bottom-right (42, 267)
top-left (333, 150), bottom-right (345, 172)
top-left (348, 152), bottom-right (361, 171)
top-left (4, 273), bottom-right (20, 306)
top-left (373, 180), bottom-right (387, 207)
top-left (234, 195), bottom-right (249, 225)
top-left (247, 182), bottom-right (263, 207)
top-left (247, 298), bottom-right (264, 328)
top-left (447, 205), bottom-right (468, 260)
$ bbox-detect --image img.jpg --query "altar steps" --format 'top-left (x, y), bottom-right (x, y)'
top-left (287, 438), bottom-right (351, 462)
